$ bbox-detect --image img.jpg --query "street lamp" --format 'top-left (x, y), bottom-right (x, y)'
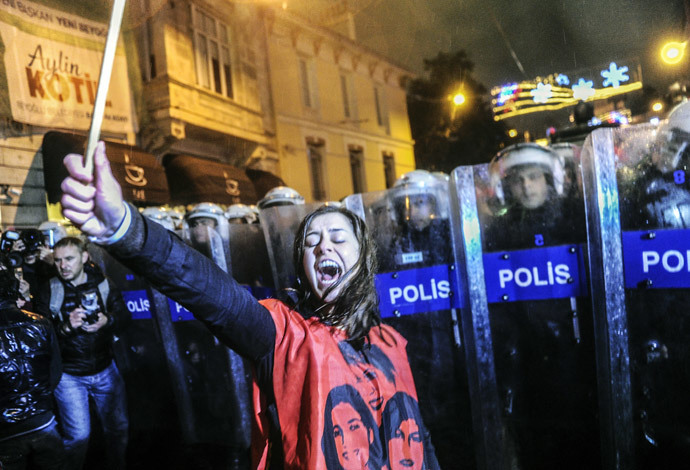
top-left (453, 92), bottom-right (466, 106)
top-left (450, 92), bottom-right (466, 121)
top-left (652, 101), bottom-right (664, 113)
top-left (661, 41), bottom-right (687, 65)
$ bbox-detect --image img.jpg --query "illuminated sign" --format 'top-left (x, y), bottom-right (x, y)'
top-left (491, 60), bottom-right (643, 120)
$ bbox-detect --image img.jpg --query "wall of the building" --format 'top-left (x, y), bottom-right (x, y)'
top-left (0, 132), bottom-right (47, 229)
top-left (267, 12), bottom-right (415, 203)
top-left (140, 0), bottom-right (276, 170)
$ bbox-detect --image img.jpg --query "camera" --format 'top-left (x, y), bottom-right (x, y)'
top-left (80, 289), bottom-right (101, 325)
top-left (20, 229), bottom-right (44, 254)
top-left (0, 230), bottom-right (19, 253)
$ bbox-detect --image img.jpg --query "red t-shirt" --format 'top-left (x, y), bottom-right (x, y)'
top-left (252, 299), bottom-right (427, 470)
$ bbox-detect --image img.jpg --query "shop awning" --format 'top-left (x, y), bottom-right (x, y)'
top-left (42, 132), bottom-right (170, 206)
top-left (245, 168), bottom-right (286, 201)
top-left (163, 154), bottom-right (257, 205)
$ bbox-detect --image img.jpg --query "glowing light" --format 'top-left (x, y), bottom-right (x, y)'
top-left (531, 83), bottom-right (553, 103)
top-left (497, 84), bottom-right (518, 105)
top-left (508, 129), bottom-right (518, 138)
top-left (661, 41), bottom-right (686, 65)
top-left (601, 62), bottom-right (629, 88)
top-left (555, 74), bottom-right (570, 86)
top-left (650, 117), bottom-right (660, 125)
top-left (652, 102), bottom-right (663, 112)
top-left (491, 81), bottom-right (642, 120)
top-left (572, 78), bottom-right (595, 101)
top-left (453, 93), bottom-right (466, 106)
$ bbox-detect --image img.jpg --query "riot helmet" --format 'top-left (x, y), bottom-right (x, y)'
top-left (654, 101), bottom-right (690, 172)
top-left (38, 221), bottom-right (67, 249)
top-left (490, 143), bottom-right (564, 209)
top-left (257, 186), bottom-right (305, 209)
top-left (168, 206), bottom-right (185, 230)
top-left (142, 207), bottom-right (176, 231)
top-left (550, 143), bottom-right (581, 198)
top-left (186, 202), bottom-right (225, 227)
top-left (185, 202), bottom-right (228, 246)
top-left (431, 171), bottom-right (450, 187)
top-left (225, 204), bottom-right (258, 224)
top-left (391, 170), bottom-right (444, 231)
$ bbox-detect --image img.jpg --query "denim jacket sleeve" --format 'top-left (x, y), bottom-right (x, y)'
top-left (107, 206), bottom-right (276, 363)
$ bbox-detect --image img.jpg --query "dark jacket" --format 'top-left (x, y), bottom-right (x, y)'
top-left (35, 263), bottom-right (130, 376)
top-left (0, 299), bottom-right (62, 441)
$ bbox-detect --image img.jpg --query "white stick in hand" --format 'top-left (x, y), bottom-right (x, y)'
top-left (84, 0), bottom-right (127, 175)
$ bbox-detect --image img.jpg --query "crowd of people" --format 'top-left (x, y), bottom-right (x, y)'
top-left (0, 137), bottom-right (590, 470)
top-left (1, 101), bottom-right (688, 469)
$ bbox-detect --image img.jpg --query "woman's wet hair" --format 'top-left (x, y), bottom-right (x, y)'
top-left (293, 205), bottom-right (381, 342)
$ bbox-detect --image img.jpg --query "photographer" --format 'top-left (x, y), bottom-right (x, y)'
top-left (9, 228), bottom-right (58, 304)
top-left (34, 237), bottom-right (130, 470)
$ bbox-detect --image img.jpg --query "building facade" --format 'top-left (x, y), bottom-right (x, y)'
top-left (265, 8), bottom-right (415, 202)
top-left (0, 1), bottom-right (416, 228)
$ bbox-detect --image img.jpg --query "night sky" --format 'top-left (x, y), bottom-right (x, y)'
top-left (336, 0), bottom-right (686, 92)
top-left (288, 0), bottom-right (687, 134)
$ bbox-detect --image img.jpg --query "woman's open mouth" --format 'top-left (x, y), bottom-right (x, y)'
top-left (317, 259), bottom-right (342, 284)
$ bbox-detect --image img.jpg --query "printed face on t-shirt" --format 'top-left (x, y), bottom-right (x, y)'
top-left (387, 418), bottom-right (424, 470)
top-left (331, 402), bottom-right (374, 470)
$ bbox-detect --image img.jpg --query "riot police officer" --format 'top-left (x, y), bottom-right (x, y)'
top-left (621, 101), bottom-right (690, 230)
top-left (184, 202), bottom-right (228, 265)
top-left (482, 143), bottom-right (599, 470)
top-left (256, 186), bottom-right (305, 210)
top-left (614, 101), bottom-right (690, 465)
top-left (141, 207), bottom-right (176, 232)
top-left (484, 143), bottom-right (583, 250)
top-left (380, 170), bottom-right (452, 271)
top-left (225, 204), bottom-right (258, 225)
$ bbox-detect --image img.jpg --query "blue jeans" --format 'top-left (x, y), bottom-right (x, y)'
top-left (0, 420), bottom-right (65, 470)
top-left (55, 361), bottom-right (128, 470)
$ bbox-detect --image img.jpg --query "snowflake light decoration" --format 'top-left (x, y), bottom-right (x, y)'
top-left (530, 82), bottom-right (553, 103)
top-left (601, 62), bottom-right (629, 88)
top-left (556, 74), bottom-right (570, 86)
top-left (572, 78), bottom-right (595, 101)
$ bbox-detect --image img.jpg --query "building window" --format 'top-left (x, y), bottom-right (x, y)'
top-left (340, 73), bottom-right (357, 120)
top-left (374, 85), bottom-right (389, 133)
top-left (299, 57), bottom-right (319, 109)
top-left (383, 153), bottom-right (396, 189)
top-left (238, 31), bottom-right (260, 110)
top-left (307, 140), bottom-right (326, 200)
top-left (349, 146), bottom-right (365, 194)
top-left (192, 6), bottom-right (233, 99)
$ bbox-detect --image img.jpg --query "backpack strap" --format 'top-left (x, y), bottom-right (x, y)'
top-left (97, 278), bottom-right (110, 313)
top-left (49, 277), bottom-right (65, 322)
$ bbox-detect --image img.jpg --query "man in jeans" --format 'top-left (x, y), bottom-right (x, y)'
top-left (35, 237), bottom-right (130, 469)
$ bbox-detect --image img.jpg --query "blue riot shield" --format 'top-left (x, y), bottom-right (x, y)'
top-left (87, 245), bottom-right (181, 465)
top-left (227, 223), bottom-right (275, 299)
top-left (107, 221), bottom-right (252, 468)
top-left (468, 144), bottom-right (601, 470)
top-left (344, 184), bottom-right (475, 470)
top-left (582, 118), bottom-right (690, 469)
